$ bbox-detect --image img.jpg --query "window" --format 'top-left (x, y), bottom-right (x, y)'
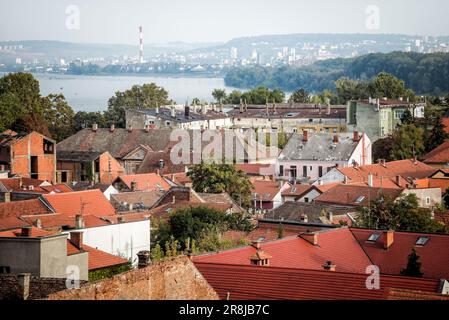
top-left (355, 195), bottom-right (366, 203)
top-left (304, 197), bottom-right (309, 203)
top-left (319, 166), bottom-right (323, 177)
top-left (0, 266), bottom-right (10, 274)
top-left (394, 109), bottom-right (404, 120)
top-left (309, 166), bottom-right (312, 171)
top-left (302, 166), bottom-right (307, 178)
top-left (61, 171), bottom-right (67, 183)
top-left (291, 187), bottom-right (297, 193)
top-left (291, 166), bottom-right (297, 179)
top-left (415, 236), bottom-right (429, 246)
top-left (426, 197), bottom-right (431, 205)
top-left (279, 165), bottom-right (284, 176)
top-left (367, 233), bottom-right (381, 242)
top-left (333, 128), bottom-right (337, 133)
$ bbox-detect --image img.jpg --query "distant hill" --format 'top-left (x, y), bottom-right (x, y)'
top-left (224, 51), bottom-right (449, 95)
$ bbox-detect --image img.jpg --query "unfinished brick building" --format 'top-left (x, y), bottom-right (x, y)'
top-left (0, 131), bottom-right (56, 183)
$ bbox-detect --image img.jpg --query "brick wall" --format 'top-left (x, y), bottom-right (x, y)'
top-left (47, 256), bottom-right (218, 300)
top-left (0, 274), bottom-right (85, 300)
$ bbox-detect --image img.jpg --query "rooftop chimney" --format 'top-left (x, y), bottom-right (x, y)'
top-left (145, 124), bottom-right (151, 132)
top-left (159, 159), bottom-right (164, 169)
top-left (333, 135), bottom-right (339, 143)
top-left (33, 219), bottom-right (41, 229)
top-left (75, 214), bottom-right (84, 228)
top-left (299, 232), bottom-right (318, 246)
top-left (201, 104), bottom-right (206, 115)
top-left (70, 231), bottom-right (84, 250)
top-left (110, 124), bottom-right (115, 132)
top-left (239, 99), bottom-right (244, 113)
top-left (17, 273), bottom-right (31, 300)
top-left (137, 250), bottom-right (151, 268)
top-left (117, 215), bottom-right (125, 223)
top-left (251, 240), bottom-right (262, 250)
top-left (127, 125), bottom-right (133, 132)
top-left (303, 130), bottom-right (308, 142)
top-left (323, 261), bottom-right (336, 271)
top-left (353, 130), bottom-right (360, 142)
top-left (21, 226), bottom-right (32, 237)
top-left (184, 105), bottom-right (190, 118)
top-left (131, 180), bottom-right (138, 191)
top-left (92, 123), bottom-right (98, 132)
top-left (326, 103), bottom-right (331, 115)
top-left (155, 104), bottom-right (159, 114)
top-left (382, 230), bottom-right (394, 250)
top-left (368, 173), bottom-right (374, 188)
top-left (171, 106), bottom-right (176, 118)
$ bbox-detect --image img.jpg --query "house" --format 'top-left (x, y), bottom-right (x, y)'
top-left (277, 130), bottom-right (371, 183)
top-left (110, 190), bottom-right (165, 212)
top-left (41, 189), bottom-right (116, 217)
top-left (56, 126), bottom-right (174, 176)
top-left (229, 102), bottom-right (348, 133)
top-left (264, 202), bottom-right (356, 225)
top-left (0, 131), bottom-right (56, 182)
top-left (125, 105), bottom-right (232, 130)
top-left (0, 227), bottom-right (129, 281)
top-left (347, 98), bottom-right (426, 142)
top-left (281, 184), bottom-right (322, 202)
top-left (194, 262), bottom-right (445, 300)
top-left (251, 180), bottom-right (290, 211)
top-left (0, 198), bottom-right (52, 231)
top-left (421, 141), bottom-right (449, 169)
top-left (112, 173), bottom-right (171, 192)
top-left (317, 159), bottom-right (436, 186)
top-left (70, 181), bottom-right (119, 200)
top-left (0, 177), bottom-right (72, 202)
top-left (56, 150), bottom-right (125, 184)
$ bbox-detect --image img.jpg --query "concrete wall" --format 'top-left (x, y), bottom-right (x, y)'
top-left (277, 160), bottom-right (349, 182)
top-left (402, 188), bottom-right (442, 208)
top-left (64, 220), bottom-right (151, 266)
top-left (0, 238), bottom-right (41, 276)
top-left (39, 236), bottom-right (70, 279)
top-left (47, 256), bottom-right (219, 300)
top-left (66, 252), bottom-right (89, 281)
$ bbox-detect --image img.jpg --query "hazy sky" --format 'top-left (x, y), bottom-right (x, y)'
top-left (1, 0), bottom-right (449, 44)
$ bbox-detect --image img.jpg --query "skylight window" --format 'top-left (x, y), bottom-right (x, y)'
top-left (415, 236), bottom-right (429, 246)
top-left (367, 233), bottom-right (380, 242)
top-left (355, 196), bottom-right (366, 203)
top-left (291, 187), bottom-right (297, 193)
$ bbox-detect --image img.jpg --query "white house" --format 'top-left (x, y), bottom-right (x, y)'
top-left (277, 131), bottom-right (372, 183)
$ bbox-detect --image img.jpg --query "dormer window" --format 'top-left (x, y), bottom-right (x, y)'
top-left (415, 236), bottom-right (429, 246)
top-left (367, 233), bottom-right (381, 242)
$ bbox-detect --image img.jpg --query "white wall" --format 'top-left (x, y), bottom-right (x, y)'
top-left (103, 185), bottom-right (119, 200)
top-left (64, 220), bottom-right (151, 266)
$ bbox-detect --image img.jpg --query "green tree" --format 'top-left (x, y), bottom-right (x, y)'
top-left (400, 109), bottom-right (414, 125)
top-left (212, 89), bottom-right (227, 104)
top-left (356, 194), bottom-right (445, 233)
top-left (104, 83), bottom-right (171, 127)
top-left (372, 136), bottom-right (394, 162)
top-left (390, 124), bottom-right (425, 160)
top-left (43, 94), bottom-right (76, 142)
top-left (288, 88), bottom-right (310, 103)
top-left (368, 72), bottom-right (405, 99)
top-left (400, 249), bottom-right (424, 278)
top-left (150, 243), bottom-right (164, 262)
top-left (190, 98), bottom-right (201, 106)
top-left (74, 111), bottom-right (107, 131)
top-left (425, 116), bottom-right (449, 152)
top-left (187, 163), bottom-right (253, 207)
top-left (335, 77), bottom-right (369, 103)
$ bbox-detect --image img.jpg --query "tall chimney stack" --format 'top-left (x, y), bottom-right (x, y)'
top-left (303, 130), bottom-right (308, 142)
top-left (70, 231), bottom-right (84, 250)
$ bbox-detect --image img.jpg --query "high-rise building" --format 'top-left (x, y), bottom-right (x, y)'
top-left (139, 26), bottom-right (144, 64)
top-left (230, 47), bottom-right (238, 60)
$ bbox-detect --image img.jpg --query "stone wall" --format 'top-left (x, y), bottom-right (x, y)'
top-left (47, 256), bottom-right (218, 300)
top-left (0, 274), bottom-right (81, 300)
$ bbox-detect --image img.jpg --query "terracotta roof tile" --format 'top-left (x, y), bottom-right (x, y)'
top-left (0, 199), bottom-right (52, 220)
top-left (116, 173), bottom-right (171, 191)
top-left (252, 181), bottom-right (290, 201)
top-left (42, 190), bottom-right (116, 217)
top-left (0, 227), bottom-right (55, 238)
top-left (422, 141), bottom-right (449, 164)
top-left (195, 262), bottom-right (440, 300)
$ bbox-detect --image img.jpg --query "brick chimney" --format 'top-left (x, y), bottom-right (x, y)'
top-left (251, 240), bottom-right (262, 250)
top-left (21, 226), bottom-right (32, 237)
top-left (75, 214), bottom-right (84, 228)
top-left (185, 105), bottom-right (190, 118)
top-left (353, 130), bottom-right (360, 142)
top-left (333, 135), bottom-right (339, 143)
top-left (299, 232), bottom-right (318, 246)
top-left (303, 130), bottom-right (308, 142)
top-left (70, 231), bottom-right (84, 250)
top-left (382, 230), bottom-right (394, 250)
top-left (323, 261), bottom-right (336, 271)
top-left (137, 250), bottom-right (151, 268)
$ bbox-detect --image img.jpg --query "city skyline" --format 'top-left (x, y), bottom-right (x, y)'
top-left (1, 0), bottom-right (449, 44)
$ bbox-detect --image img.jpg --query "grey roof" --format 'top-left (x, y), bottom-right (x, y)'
top-left (131, 107), bottom-right (228, 123)
top-left (279, 132), bottom-right (359, 162)
top-left (57, 128), bottom-right (173, 159)
top-left (264, 202), bottom-right (355, 224)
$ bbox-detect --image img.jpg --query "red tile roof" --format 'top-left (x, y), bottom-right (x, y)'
top-left (0, 199), bottom-right (52, 220)
top-left (338, 160), bottom-right (435, 182)
top-left (0, 227), bottom-right (55, 238)
top-left (194, 228), bottom-right (372, 274)
top-left (314, 184), bottom-right (403, 206)
top-left (281, 184), bottom-right (315, 197)
top-left (66, 240), bottom-right (129, 270)
top-left (20, 213), bottom-right (112, 229)
top-left (252, 181), bottom-right (289, 201)
top-left (422, 141), bottom-right (449, 164)
top-left (386, 288), bottom-right (449, 300)
top-left (116, 173), bottom-right (171, 191)
top-left (442, 118), bottom-right (449, 135)
top-left (194, 262), bottom-right (440, 300)
top-left (351, 228), bottom-right (449, 279)
top-left (42, 190), bottom-right (116, 217)
top-left (235, 164), bottom-right (275, 176)
top-left (163, 172), bottom-right (192, 186)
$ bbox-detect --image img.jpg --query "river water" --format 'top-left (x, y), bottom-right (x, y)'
top-left (0, 72), bottom-right (239, 112)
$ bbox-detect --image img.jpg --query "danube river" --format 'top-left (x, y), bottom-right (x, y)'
top-left (0, 72), bottom-right (239, 112)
